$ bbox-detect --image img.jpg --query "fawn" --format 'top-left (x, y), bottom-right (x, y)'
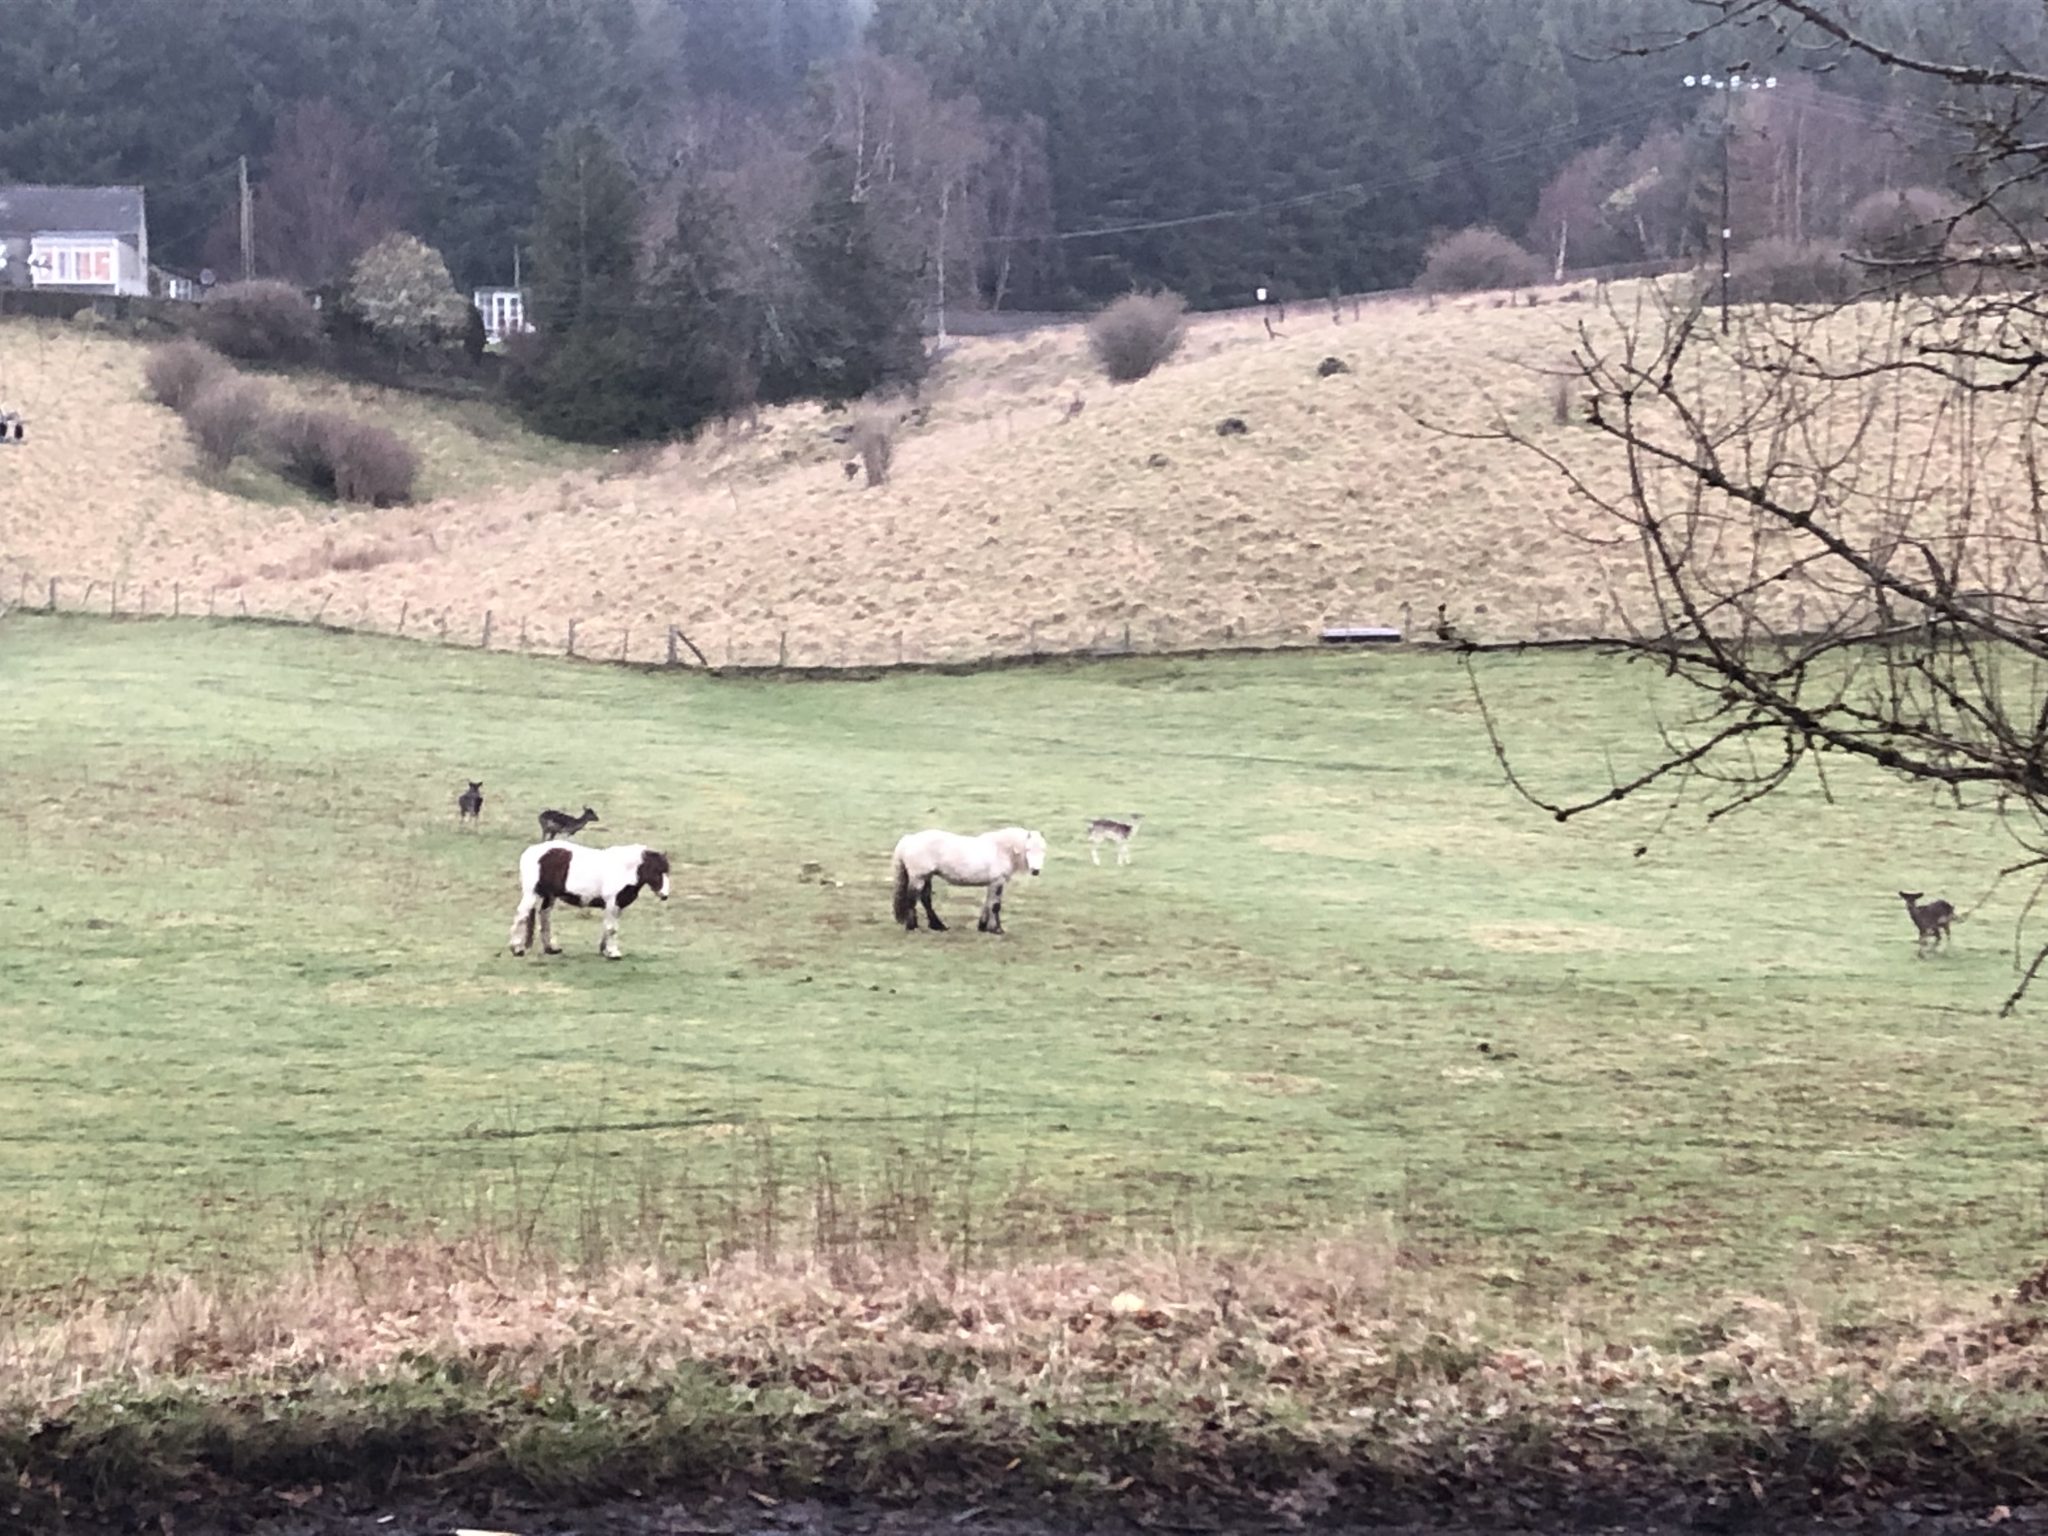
top-left (538, 805), bottom-right (600, 841)
top-left (1085, 814), bottom-right (1144, 866)
top-left (1899, 891), bottom-right (1955, 954)
top-left (457, 780), bottom-right (483, 826)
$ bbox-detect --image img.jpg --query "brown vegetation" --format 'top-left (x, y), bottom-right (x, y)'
top-left (1087, 291), bottom-right (1187, 382)
top-left (182, 375), bottom-right (269, 471)
top-left (1417, 227), bottom-right (1543, 295)
top-left (197, 280), bottom-right (325, 366)
top-left (142, 338), bottom-right (227, 412)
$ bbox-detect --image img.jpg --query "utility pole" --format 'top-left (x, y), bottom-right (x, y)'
top-left (237, 154), bottom-right (254, 282)
top-left (1683, 70), bottom-right (1776, 334)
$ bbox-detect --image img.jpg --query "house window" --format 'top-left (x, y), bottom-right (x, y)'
top-left (29, 238), bottom-right (117, 287)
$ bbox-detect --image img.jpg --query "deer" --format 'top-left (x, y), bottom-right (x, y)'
top-left (456, 780), bottom-right (484, 826)
top-left (1899, 891), bottom-right (1956, 954)
top-left (538, 805), bottom-right (600, 842)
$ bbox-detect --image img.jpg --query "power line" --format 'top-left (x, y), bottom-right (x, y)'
top-left (985, 95), bottom-right (1678, 246)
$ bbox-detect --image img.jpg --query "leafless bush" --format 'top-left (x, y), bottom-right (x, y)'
top-left (267, 409), bottom-right (417, 505)
top-left (183, 376), bottom-right (268, 470)
top-left (1417, 228), bottom-right (1544, 295)
top-left (144, 338), bottom-right (228, 411)
top-left (1088, 292), bottom-right (1187, 383)
top-left (850, 403), bottom-right (897, 486)
top-left (1730, 238), bottom-right (1857, 305)
top-left (197, 280), bottom-right (323, 365)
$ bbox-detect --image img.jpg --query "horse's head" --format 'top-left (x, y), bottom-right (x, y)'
top-left (1021, 829), bottom-right (1047, 876)
top-left (639, 848), bottom-right (672, 900)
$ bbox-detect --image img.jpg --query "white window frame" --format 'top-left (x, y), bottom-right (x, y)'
top-left (29, 237), bottom-right (119, 289)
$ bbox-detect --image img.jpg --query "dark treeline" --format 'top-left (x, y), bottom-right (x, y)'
top-left (3, 0), bottom-right (2039, 438)
top-left (3, 0), bottom-right (2036, 298)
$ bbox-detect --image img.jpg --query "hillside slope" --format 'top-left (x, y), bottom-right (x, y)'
top-left (0, 290), bottom-right (2003, 666)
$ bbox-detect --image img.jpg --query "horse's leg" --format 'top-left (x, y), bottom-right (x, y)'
top-left (600, 901), bottom-right (622, 959)
top-left (541, 900), bottom-right (561, 956)
top-left (921, 874), bottom-right (947, 931)
top-left (509, 892), bottom-right (537, 955)
top-left (979, 878), bottom-right (1005, 934)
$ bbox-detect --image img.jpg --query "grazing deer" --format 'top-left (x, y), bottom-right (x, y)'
top-left (1433, 602), bottom-right (1462, 644)
top-left (1899, 891), bottom-right (1955, 954)
top-left (538, 805), bottom-right (600, 842)
top-left (1085, 814), bottom-right (1144, 866)
top-left (457, 780), bottom-right (483, 826)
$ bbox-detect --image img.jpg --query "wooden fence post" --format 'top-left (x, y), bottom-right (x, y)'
top-left (566, 618), bottom-right (578, 656)
top-left (208, 587), bottom-right (217, 617)
top-left (620, 623), bottom-right (631, 662)
top-left (666, 627), bottom-right (678, 666)
top-left (519, 616), bottom-right (528, 651)
top-left (396, 600), bottom-right (408, 635)
top-left (480, 610), bottom-right (493, 650)
top-left (172, 583), bottom-right (180, 618)
top-left (237, 592), bottom-right (249, 617)
top-left (47, 577), bottom-right (56, 612)
top-left (110, 583), bottom-right (119, 616)
top-left (778, 629), bottom-right (788, 667)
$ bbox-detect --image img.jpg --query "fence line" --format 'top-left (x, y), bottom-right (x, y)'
top-left (5, 561), bottom-right (1574, 676)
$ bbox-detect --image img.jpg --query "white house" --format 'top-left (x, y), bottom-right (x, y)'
top-left (0, 184), bottom-right (152, 298)
top-left (473, 286), bottom-right (533, 345)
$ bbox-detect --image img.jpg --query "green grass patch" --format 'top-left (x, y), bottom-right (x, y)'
top-left (1, 614), bottom-right (2040, 1307)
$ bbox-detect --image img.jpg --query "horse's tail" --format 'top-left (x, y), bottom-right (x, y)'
top-left (892, 849), bottom-right (915, 925)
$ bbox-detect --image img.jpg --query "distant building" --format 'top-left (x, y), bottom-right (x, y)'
top-left (474, 287), bottom-right (533, 345)
top-left (0, 184), bottom-right (153, 298)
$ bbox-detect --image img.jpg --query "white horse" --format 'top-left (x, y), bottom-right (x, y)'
top-left (508, 840), bottom-right (671, 960)
top-left (891, 826), bottom-right (1046, 934)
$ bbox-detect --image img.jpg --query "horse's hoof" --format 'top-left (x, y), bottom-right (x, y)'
top-left (543, 947), bottom-right (562, 957)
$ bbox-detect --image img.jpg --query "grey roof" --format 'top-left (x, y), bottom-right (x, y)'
top-left (0, 184), bottom-right (145, 238)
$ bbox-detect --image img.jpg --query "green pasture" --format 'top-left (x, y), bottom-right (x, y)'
top-left (1, 614), bottom-right (2041, 1304)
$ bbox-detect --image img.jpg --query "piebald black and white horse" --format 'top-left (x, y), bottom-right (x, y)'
top-left (891, 827), bottom-right (1046, 934)
top-left (509, 841), bottom-right (670, 960)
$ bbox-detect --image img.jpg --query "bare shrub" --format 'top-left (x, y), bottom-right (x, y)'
top-left (182, 376), bottom-right (269, 470)
top-left (1416, 228), bottom-right (1544, 295)
top-left (267, 409), bottom-right (417, 505)
top-left (197, 280), bottom-right (323, 365)
top-left (1730, 237), bottom-right (1858, 305)
top-left (850, 403), bottom-right (896, 486)
top-left (143, 338), bottom-right (228, 411)
top-left (1088, 292), bottom-right (1187, 383)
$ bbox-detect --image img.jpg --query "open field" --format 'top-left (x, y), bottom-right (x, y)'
top-left (3, 613), bottom-right (2043, 1316)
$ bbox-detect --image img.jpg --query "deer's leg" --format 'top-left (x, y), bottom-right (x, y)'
top-left (1117, 839), bottom-right (1130, 866)
top-left (509, 893), bottom-right (537, 955)
top-left (921, 875), bottom-right (947, 932)
top-left (1090, 841), bottom-right (1101, 866)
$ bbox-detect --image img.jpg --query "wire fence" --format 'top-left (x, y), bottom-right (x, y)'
top-left (0, 560), bottom-right (1460, 675)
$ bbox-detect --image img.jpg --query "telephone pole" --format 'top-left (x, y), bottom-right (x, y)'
top-left (1684, 70), bottom-right (1776, 333)
top-left (237, 155), bottom-right (254, 282)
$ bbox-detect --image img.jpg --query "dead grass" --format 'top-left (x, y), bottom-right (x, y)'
top-left (11, 1232), bottom-right (2048, 1523)
top-left (2, 286), bottom-right (2039, 666)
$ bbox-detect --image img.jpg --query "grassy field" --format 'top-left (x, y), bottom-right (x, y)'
top-left (3, 613), bottom-right (2042, 1316)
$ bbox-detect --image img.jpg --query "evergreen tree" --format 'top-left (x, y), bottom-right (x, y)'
top-left (780, 144), bottom-right (926, 403)
top-left (526, 122), bottom-right (642, 334)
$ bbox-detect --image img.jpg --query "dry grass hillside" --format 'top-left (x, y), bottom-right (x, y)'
top-left (0, 287), bottom-right (2022, 666)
